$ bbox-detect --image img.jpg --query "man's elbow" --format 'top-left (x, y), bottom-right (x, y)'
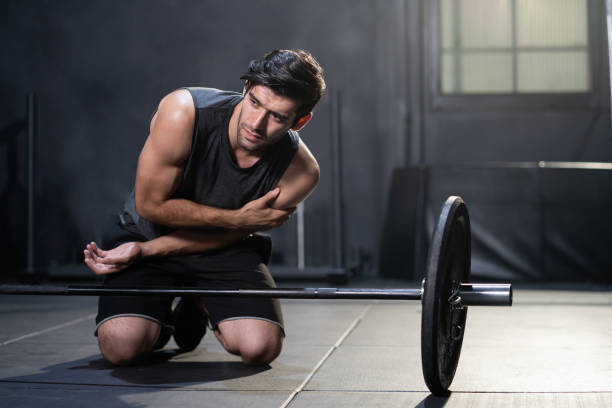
top-left (313, 164), bottom-right (321, 184)
top-left (134, 195), bottom-right (160, 223)
top-left (309, 162), bottom-right (321, 188)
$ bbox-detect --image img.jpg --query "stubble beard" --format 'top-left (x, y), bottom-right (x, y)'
top-left (236, 107), bottom-right (268, 153)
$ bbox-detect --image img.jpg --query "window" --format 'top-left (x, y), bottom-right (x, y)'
top-left (440, 0), bottom-right (590, 94)
top-left (428, 0), bottom-right (603, 110)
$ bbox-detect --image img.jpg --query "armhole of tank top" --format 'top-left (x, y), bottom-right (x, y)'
top-left (288, 129), bottom-right (300, 149)
top-left (182, 88), bottom-right (199, 182)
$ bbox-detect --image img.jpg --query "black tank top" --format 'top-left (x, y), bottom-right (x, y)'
top-left (119, 87), bottom-right (299, 245)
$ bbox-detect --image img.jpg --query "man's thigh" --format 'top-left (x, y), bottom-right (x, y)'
top-left (95, 260), bottom-right (179, 336)
top-left (197, 263), bottom-right (285, 334)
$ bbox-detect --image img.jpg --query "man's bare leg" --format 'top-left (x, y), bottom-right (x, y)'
top-left (214, 319), bottom-right (284, 365)
top-left (97, 316), bottom-right (161, 365)
top-left (97, 312), bottom-right (282, 366)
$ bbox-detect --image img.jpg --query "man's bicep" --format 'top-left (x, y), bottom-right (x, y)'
top-left (273, 143), bottom-right (320, 209)
top-left (134, 141), bottom-right (184, 208)
top-left (134, 90), bottom-right (195, 213)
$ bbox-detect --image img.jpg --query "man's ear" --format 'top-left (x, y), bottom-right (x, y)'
top-left (291, 113), bottom-right (313, 131)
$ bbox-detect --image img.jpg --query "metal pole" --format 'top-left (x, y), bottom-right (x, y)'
top-left (607, 0), bottom-right (612, 136)
top-left (25, 93), bottom-right (36, 275)
top-left (296, 202), bottom-right (305, 271)
top-left (0, 283), bottom-right (513, 306)
top-left (330, 89), bottom-right (345, 269)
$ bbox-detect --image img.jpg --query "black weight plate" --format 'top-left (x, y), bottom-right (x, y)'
top-left (421, 196), bottom-right (471, 396)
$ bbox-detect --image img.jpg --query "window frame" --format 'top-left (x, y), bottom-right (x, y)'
top-left (426, 0), bottom-right (606, 111)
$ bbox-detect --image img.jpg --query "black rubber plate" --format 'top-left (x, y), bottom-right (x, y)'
top-left (421, 196), bottom-right (471, 396)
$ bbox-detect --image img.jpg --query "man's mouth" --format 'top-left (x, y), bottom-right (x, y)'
top-left (243, 127), bottom-right (263, 142)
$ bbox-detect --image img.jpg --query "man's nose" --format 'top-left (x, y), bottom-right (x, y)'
top-left (252, 111), bottom-right (267, 130)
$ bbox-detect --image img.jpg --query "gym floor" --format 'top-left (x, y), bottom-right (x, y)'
top-left (1, 279), bottom-right (611, 407)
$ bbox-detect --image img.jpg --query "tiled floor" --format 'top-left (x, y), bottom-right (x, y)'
top-left (1, 284), bottom-right (611, 407)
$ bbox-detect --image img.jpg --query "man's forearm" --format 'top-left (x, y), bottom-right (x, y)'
top-left (139, 229), bottom-right (250, 258)
top-left (137, 187), bottom-right (292, 232)
top-left (138, 198), bottom-right (242, 230)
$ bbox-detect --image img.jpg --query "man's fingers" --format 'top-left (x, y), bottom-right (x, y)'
top-left (84, 256), bottom-right (122, 275)
top-left (258, 187), bottom-right (280, 205)
top-left (84, 255), bottom-right (105, 274)
top-left (251, 208), bottom-right (294, 230)
top-left (90, 242), bottom-right (107, 257)
top-left (87, 244), bottom-right (103, 263)
top-left (99, 253), bottom-right (129, 265)
top-left (85, 245), bottom-right (98, 262)
top-left (86, 243), bottom-right (102, 260)
top-left (239, 189), bottom-right (301, 230)
top-left (83, 249), bottom-right (93, 263)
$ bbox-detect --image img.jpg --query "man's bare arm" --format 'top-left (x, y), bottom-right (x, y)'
top-left (84, 140), bottom-right (320, 275)
top-left (271, 139), bottom-right (320, 209)
top-left (84, 229), bottom-right (247, 275)
top-left (133, 89), bottom-right (293, 231)
top-left (139, 139), bottom-right (320, 256)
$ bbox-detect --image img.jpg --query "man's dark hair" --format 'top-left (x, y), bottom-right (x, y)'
top-left (240, 49), bottom-right (326, 121)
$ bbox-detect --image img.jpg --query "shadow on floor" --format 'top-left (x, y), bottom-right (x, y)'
top-left (4, 349), bottom-right (270, 387)
top-left (83, 351), bottom-right (271, 385)
top-left (415, 393), bottom-right (450, 408)
top-left (1, 349), bottom-right (273, 407)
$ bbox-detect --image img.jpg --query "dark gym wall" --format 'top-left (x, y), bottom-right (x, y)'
top-left (2, 1), bottom-right (611, 282)
top-left (381, 1), bottom-right (612, 283)
top-left (0, 1), bottom-right (406, 276)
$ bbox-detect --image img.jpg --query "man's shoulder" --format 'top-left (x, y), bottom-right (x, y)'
top-left (182, 87), bottom-right (242, 110)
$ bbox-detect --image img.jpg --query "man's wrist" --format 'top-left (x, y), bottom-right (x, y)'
top-left (220, 208), bottom-right (242, 230)
top-left (138, 241), bottom-right (157, 259)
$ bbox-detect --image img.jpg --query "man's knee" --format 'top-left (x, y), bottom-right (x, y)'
top-left (97, 316), bottom-right (160, 366)
top-left (240, 333), bottom-right (283, 365)
top-left (216, 320), bottom-right (284, 365)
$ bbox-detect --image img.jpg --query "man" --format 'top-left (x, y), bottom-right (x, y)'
top-left (83, 49), bottom-right (325, 366)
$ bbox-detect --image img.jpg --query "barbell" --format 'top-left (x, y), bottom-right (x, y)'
top-left (0, 196), bottom-right (512, 396)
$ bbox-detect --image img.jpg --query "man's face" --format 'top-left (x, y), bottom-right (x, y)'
top-left (236, 85), bottom-right (300, 153)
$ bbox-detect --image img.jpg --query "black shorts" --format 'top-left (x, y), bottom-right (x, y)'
top-left (95, 221), bottom-right (284, 336)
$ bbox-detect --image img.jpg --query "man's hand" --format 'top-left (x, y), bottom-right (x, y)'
top-left (84, 242), bottom-right (143, 275)
top-left (234, 188), bottom-right (296, 231)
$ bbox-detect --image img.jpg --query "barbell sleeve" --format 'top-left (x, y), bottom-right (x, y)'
top-left (457, 283), bottom-right (513, 307)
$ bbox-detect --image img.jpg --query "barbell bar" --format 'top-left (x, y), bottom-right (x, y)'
top-left (0, 283), bottom-right (511, 304)
top-left (0, 196), bottom-right (512, 396)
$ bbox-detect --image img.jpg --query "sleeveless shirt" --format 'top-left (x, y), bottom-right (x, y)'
top-left (118, 87), bottom-right (299, 252)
